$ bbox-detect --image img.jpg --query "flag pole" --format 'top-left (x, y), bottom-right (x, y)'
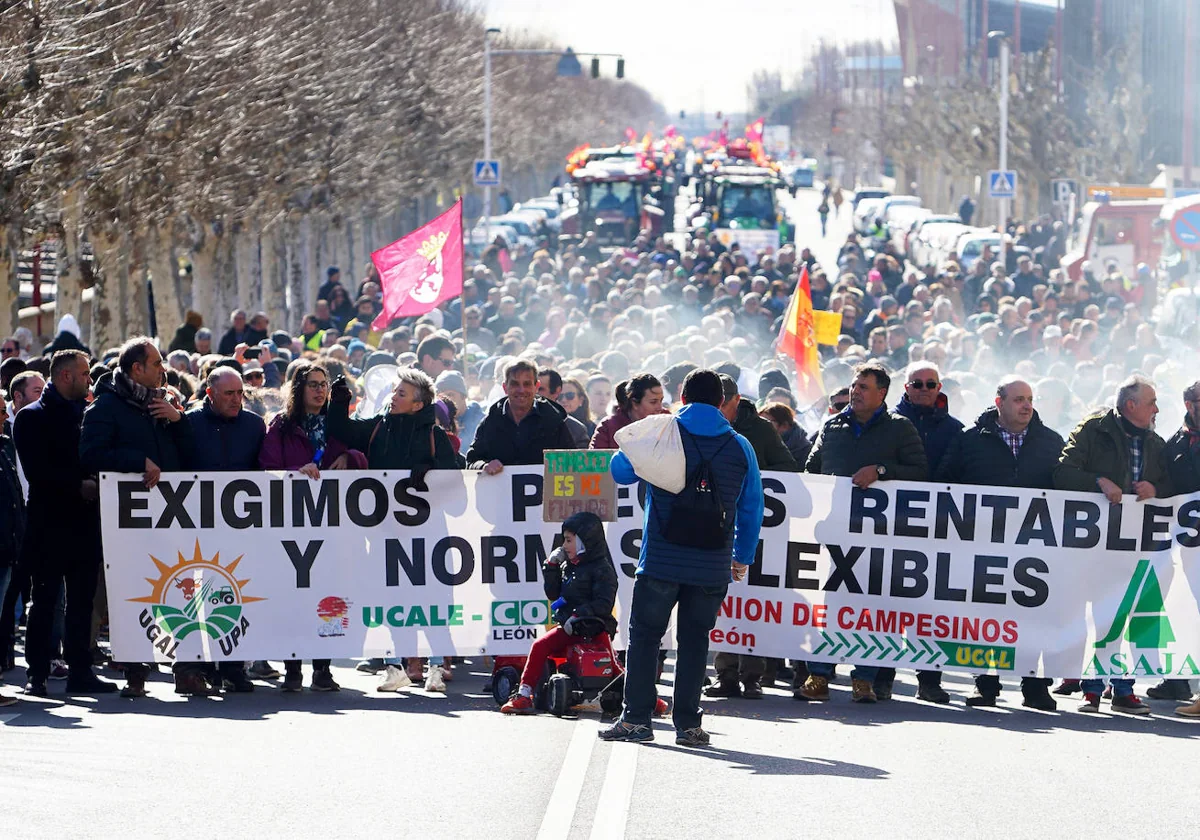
top-left (459, 198), bottom-right (468, 379)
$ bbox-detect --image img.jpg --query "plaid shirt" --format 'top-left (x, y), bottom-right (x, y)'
top-left (997, 425), bottom-right (1027, 460)
top-left (1127, 432), bottom-right (1144, 485)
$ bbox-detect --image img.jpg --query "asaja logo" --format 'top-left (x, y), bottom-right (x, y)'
top-left (129, 541), bottom-right (264, 659)
top-left (1096, 558), bottom-right (1174, 649)
top-left (1083, 558), bottom-right (1199, 679)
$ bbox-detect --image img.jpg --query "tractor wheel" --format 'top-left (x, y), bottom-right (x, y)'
top-left (492, 666), bottom-right (521, 706)
top-left (548, 674), bottom-right (573, 717)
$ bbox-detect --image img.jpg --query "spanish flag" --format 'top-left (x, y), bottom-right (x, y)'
top-left (776, 265), bottom-right (825, 405)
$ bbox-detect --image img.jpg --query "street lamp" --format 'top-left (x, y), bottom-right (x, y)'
top-left (480, 30), bottom-right (625, 243)
top-left (989, 30), bottom-right (1009, 269)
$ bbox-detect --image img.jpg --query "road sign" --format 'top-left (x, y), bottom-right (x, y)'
top-left (1051, 178), bottom-right (1077, 205)
top-left (1169, 206), bottom-right (1200, 251)
top-left (988, 170), bottom-right (1017, 199)
top-left (1085, 184), bottom-right (1165, 201)
top-left (473, 159), bottom-right (501, 187)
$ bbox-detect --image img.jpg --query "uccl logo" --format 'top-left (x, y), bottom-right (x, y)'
top-left (1096, 559), bottom-right (1175, 649)
top-left (129, 541), bottom-right (263, 658)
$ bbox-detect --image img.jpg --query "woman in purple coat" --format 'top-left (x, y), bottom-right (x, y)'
top-left (260, 362), bottom-right (365, 692)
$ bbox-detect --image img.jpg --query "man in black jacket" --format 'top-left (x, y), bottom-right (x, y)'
top-left (184, 368), bottom-right (266, 692)
top-left (466, 359), bottom-right (577, 473)
top-left (1157, 381), bottom-right (1200, 712)
top-left (80, 337), bottom-right (195, 698)
top-left (0, 430), bottom-right (24, 705)
top-left (798, 362), bottom-right (927, 704)
top-left (15, 350), bottom-right (116, 697)
top-left (936, 376), bottom-right (1064, 711)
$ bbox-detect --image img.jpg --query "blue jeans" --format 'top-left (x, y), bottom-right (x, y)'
top-left (621, 574), bottom-right (727, 731)
top-left (808, 660), bottom-right (878, 683)
top-left (1082, 677), bottom-right (1134, 698)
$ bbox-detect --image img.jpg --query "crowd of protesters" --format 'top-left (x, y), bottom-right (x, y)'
top-left (1, 191), bottom-right (1200, 730)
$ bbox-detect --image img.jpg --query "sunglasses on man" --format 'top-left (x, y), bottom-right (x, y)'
top-left (908, 379), bottom-right (939, 390)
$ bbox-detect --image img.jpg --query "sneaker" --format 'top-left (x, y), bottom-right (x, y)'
top-left (48, 660), bottom-right (69, 680)
top-left (1021, 688), bottom-right (1057, 712)
top-left (851, 679), bottom-right (876, 703)
top-left (281, 672), bottom-right (303, 693)
top-left (23, 678), bottom-right (47, 697)
top-left (654, 697), bottom-right (669, 717)
top-left (0, 691), bottom-right (16, 707)
top-left (356, 659), bottom-right (383, 675)
top-left (964, 690), bottom-right (997, 708)
top-left (917, 683), bottom-right (951, 704)
top-left (425, 665), bottom-right (446, 693)
top-left (1175, 699), bottom-right (1200, 718)
top-left (311, 669), bottom-right (340, 692)
top-left (598, 720), bottom-right (654, 742)
top-left (1053, 679), bottom-right (1082, 696)
top-left (65, 672), bottom-right (118, 694)
top-left (1147, 679), bottom-right (1193, 701)
top-left (377, 665), bottom-right (413, 692)
top-left (741, 678), bottom-right (763, 700)
top-left (796, 675), bottom-right (830, 702)
top-left (1110, 694), bottom-right (1150, 716)
top-left (703, 678), bottom-right (741, 698)
top-left (247, 661), bottom-right (280, 680)
top-left (1077, 692), bottom-right (1101, 713)
top-left (120, 677), bottom-right (147, 698)
top-left (675, 727), bottom-right (711, 747)
top-left (174, 671), bottom-right (218, 696)
top-left (501, 693), bottom-right (536, 715)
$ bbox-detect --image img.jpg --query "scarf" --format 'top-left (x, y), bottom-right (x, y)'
top-left (1118, 413), bottom-right (1148, 439)
top-left (112, 370), bottom-right (161, 414)
top-left (301, 412), bottom-right (327, 452)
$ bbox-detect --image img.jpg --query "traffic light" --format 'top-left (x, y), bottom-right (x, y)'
top-left (616, 58), bottom-right (625, 79)
top-left (591, 58), bottom-right (600, 79)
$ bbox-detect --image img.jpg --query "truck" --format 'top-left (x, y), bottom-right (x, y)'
top-left (691, 162), bottom-right (792, 259)
top-left (1061, 199), bottom-right (1166, 283)
top-left (559, 158), bottom-right (667, 248)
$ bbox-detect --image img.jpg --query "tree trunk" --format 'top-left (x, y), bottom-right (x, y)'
top-left (90, 230), bottom-right (127, 352)
top-left (234, 226), bottom-right (258, 316)
top-left (303, 215), bottom-right (320, 314)
top-left (262, 226), bottom-right (287, 334)
top-left (285, 218), bottom-right (304, 333)
top-left (0, 225), bottom-right (20, 340)
top-left (190, 227), bottom-right (221, 334)
top-left (146, 225), bottom-right (181, 341)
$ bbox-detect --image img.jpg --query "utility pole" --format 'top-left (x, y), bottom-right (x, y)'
top-left (1185, 0), bottom-right (1195, 187)
top-left (981, 0), bottom-right (990, 85)
top-left (996, 32), bottom-right (1010, 267)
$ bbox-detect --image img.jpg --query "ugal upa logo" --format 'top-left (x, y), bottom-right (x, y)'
top-left (129, 541), bottom-right (264, 659)
top-left (1084, 558), bottom-right (1199, 678)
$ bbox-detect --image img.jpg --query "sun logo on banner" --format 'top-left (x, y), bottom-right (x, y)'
top-left (409, 231), bottom-right (449, 304)
top-left (128, 541), bottom-right (265, 641)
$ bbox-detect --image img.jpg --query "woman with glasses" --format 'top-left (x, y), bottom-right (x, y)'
top-left (259, 363), bottom-right (366, 693)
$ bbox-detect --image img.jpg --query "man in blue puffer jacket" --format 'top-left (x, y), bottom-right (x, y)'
top-left (600, 369), bottom-right (763, 747)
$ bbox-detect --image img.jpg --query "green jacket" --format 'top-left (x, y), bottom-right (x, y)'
top-left (1053, 409), bottom-right (1171, 496)
top-left (732, 400), bottom-right (799, 472)
top-left (805, 406), bottom-right (927, 480)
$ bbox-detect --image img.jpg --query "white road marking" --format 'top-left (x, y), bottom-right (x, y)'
top-left (0, 713), bottom-right (19, 724)
top-left (534, 718), bottom-right (598, 840)
top-left (589, 739), bottom-right (639, 840)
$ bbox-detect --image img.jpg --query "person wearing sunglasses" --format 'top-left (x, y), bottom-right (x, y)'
top-left (892, 362), bottom-right (965, 706)
top-left (415, 335), bottom-right (457, 380)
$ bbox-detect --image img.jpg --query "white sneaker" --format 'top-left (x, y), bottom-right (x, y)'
top-left (377, 666), bottom-right (412, 692)
top-left (425, 665), bottom-right (446, 693)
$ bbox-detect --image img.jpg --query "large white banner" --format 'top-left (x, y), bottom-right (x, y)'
top-left (100, 469), bottom-right (1200, 682)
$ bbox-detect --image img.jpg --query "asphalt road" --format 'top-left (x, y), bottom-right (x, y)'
top-left (4, 658), bottom-right (1200, 839)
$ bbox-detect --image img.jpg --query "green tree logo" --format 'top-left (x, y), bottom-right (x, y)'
top-left (1095, 559), bottom-right (1175, 649)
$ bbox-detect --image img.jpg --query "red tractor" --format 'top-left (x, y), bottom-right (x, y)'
top-left (559, 159), bottom-right (667, 249)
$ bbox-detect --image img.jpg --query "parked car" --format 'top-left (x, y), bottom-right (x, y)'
top-left (907, 215), bottom-right (963, 265)
top-left (954, 229), bottom-right (1003, 272)
top-left (852, 187), bottom-right (890, 211)
top-left (853, 197), bottom-right (888, 235)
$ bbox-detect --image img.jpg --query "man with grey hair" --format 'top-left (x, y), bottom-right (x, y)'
top-left (218, 309), bottom-right (249, 356)
top-left (1053, 374), bottom-right (1171, 715)
top-left (467, 358), bottom-right (577, 475)
top-left (937, 375), bottom-right (1065, 710)
top-left (185, 368), bottom-right (266, 692)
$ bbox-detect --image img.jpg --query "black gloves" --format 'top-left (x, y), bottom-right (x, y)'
top-left (330, 375), bottom-right (353, 406)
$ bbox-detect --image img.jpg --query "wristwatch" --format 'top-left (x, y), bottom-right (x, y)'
top-left (875, 464), bottom-right (887, 478)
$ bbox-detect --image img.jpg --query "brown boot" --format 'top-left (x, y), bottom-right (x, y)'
top-left (795, 674), bottom-right (829, 701)
top-left (852, 679), bottom-right (877, 703)
top-left (1176, 698), bottom-right (1200, 718)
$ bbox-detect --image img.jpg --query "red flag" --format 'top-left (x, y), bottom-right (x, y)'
top-left (776, 265), bottom-right (825, 404)
top-left (370, 200), bottom-right (464, 330)
top-left (746, 117), bottom-right (765, 144)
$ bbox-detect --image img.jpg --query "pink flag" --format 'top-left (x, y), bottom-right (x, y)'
top-left (371, 200), bottom-right (464, 330)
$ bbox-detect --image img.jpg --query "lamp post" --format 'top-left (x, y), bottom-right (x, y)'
top-left (481, 30), bottom-right (624, 244)
top-left (989, 30), bottom-right (1009, 269)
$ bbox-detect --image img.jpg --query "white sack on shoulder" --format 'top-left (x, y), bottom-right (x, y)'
top-left (613, 414), bottom-right (685, 494)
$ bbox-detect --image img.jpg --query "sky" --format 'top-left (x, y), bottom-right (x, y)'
top-left (482, 0), bottom-right (1059, 115)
